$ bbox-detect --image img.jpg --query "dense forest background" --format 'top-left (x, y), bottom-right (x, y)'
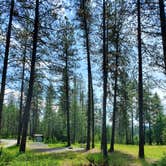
top-left (0, 0), bottom-right (166, 159)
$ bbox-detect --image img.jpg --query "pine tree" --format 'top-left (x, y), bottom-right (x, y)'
top-left (20, 0), bottom-right (39, 152)
top-left (1, 95), bottom-right (18, 137)
top-left (77, 0), bottom-right (95, 150)
top-left (56, 17), bottom-right (78, 147)
top-left (43, 83), bottom-right (55, 140)
top-left (102, 0), bottom-right (108, 158)
top-left (159, 0), bottom-right (166, 72)
top-left (0, 0), bottom-right (14, 130)
top-left (17, 39), bottom-right (26, 146)
top-left (137, 0), bottom-right (144, 159)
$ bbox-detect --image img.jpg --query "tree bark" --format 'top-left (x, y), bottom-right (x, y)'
top-left (80, 90), bottom-right (84, 144)
top-left (148, 121), bottom-right (152, 145)
top-left (73, 76), bottom-right (77, 144)
top-left (143, 118), bottom-right (146, 145)
top-left (137, 0), bottom-right (144, 159)
top-left (19, 0), bottom-right (39, 152)
top-left (102, 0), bottom-right (108, 157)
top-left (159, 0), bottom-right (166, 72)
top-left (65, 55), bottom-right (70, 147)
top-left (0, 0), bottom-right (14, 130)
top-left (131, 109), bottom-right (134, 144)
top-left (82, 0), bottom-right (93, 150)
top-left (91, 84), bottom-right (95, 148)
top-left (110, 50), bottom-right (118, 152)
top-left (65, 30), bottom-right (71, 147)
top-left (17, 43), bottom-right (26, 146)
top-left (124, 83), bottom-right (129, 145)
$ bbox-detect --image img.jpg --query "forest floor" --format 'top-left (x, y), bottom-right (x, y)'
top-left (0, 142), bottom-right (166, 166)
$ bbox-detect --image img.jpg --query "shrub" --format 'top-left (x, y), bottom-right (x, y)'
top-left (162, 128), bottom-right (166, 144)
top-left (86, 153), bottom-right (107, 166)
top-left (157, 153), bottom-right (166, 166)
top-left (0, 150), bottom-right (14, 165)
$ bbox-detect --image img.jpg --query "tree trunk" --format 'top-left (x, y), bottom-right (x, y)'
top-left (91, 84), bottom-right (95, 148)
top-left (148, 121), bottom-right (152, 145)
top-left (80, 90), bottom-right (84, 144)
top-left (73, 76), bottom-right (77, 143)
top-left (82, 0), bottom-right (93, 151)
top-left (126, 128), bottom-right (129, 145)
top-left (65, 32), bottom-right (71, 147)
top-left (124, 83), bottom-right (129, 145)
top-left (102, 0), bottom-right (108, 157)
top-left (137, 0), bottom-right (144, 159)
top-left (33, 98), bottom-right (38, 135)
top-left (65, 58), bottom-right (70, 147)
top-left (0, 0), bottom-right (14, 130)
top-left (109, 44), bottom-right (119, 153)
top-left (131, 110), bottom-right (134, 144)
top-left (17, 44), bottom-right (26, 146)
top-left (19, 0), bottom-right (39, 152)
top-left (159, 0), bottom-right (166, 72)
top-left (29, 119), bottom-right (32, 138)
top-left (143, 118), bottom-right (146, 145)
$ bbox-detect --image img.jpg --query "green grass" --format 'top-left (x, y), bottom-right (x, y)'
top-left (47, 142), bottom-right (86, 149)
top-left (114, 144), bottom-right (166, 160)
top-left (0, 143), bottom-right (166, 165)
top-left (10, 152), bottom-right (89, 166)
top-left (0, 146), bottom-right (138, 166)
top-left (47, 142), bottom-right (67, 148)
top-left (0, 146), bottom-right (89, 166)
top-left (86, 151), bottom-right (151, 166)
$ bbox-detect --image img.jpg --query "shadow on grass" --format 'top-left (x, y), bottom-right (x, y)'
top-left (116, 151), bottom-right (154, 166)
top-left (6, 145), bottom-right (18, 150)
top-left (86, 150), bottom-right (152, 166)
top-left (31, 146), bottom-right (68, 152)
top-left (1, 146), bottom-right (157, 166)
top-left (9, 151), bottom-right (89, 166)
top-left (23, 149), bottom-right (155, 166)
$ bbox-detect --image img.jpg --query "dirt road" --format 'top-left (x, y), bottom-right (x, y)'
top-left (0, 139), bottom-right (17, 148)
top-left (28, 142), bottom-right (85, 153)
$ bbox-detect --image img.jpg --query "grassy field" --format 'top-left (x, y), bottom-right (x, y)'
top-left (0, 144), bottom-right (166, 166)
top-left (114, 144), bottom-right (166, 160)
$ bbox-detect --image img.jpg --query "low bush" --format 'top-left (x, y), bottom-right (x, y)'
top-left (157, 153), bottom-right (166, 166)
